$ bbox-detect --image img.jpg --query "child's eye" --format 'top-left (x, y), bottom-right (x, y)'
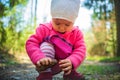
top-left (56, 23), bottom-right (60, 25)
top-left (65, 24), bottom-right (70, 26)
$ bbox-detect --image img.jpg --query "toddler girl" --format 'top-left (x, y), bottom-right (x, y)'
top-left (26, 0), bottom-right (86, 80)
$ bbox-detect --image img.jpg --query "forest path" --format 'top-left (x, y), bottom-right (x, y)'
top-left (0, 53), bottom-right (120, 80)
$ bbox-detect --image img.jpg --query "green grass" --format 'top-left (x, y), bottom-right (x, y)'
top-left (99, 57), bottom-right (120, 62)
top-left (77, 62), bottom-right (120, 80)
top-left (78, 64), bottom-right (119, 75)
top-left (0, 51), bottom-right (18, 66)
top-left (77, 56), bottom-right (120, 80)
top-left (86, 56), bottom-right (120, 62)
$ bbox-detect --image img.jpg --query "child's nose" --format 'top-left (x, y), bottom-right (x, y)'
top-left (59, 26), bottom-right (65, 31)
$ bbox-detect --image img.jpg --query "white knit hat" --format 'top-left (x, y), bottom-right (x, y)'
top-left (51, 0), bottom-right (80, 23)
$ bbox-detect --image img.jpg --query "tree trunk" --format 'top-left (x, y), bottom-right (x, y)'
top-left (34, 0), bottom-right (37, 27)
top-left (31, 0), bottom-right (33, 24)
top-left (114, 0), bottom-right (120, 56)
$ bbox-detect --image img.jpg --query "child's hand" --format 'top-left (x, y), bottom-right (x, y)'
top-left (36, 57), bottom-right (52, 72)
top-left (36, 57), bottom-right (53, 67)
top-left (59, 59), bottom-right (72, 75)
top-left (36, 57), bottom-right (57, 72)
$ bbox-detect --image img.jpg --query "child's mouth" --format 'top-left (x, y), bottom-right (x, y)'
top-left (58, 31), bottom-right (66, 34)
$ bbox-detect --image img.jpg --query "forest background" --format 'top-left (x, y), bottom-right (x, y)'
top-left (0, 0), bottom-right (120, 80)
top-left (0, 0), bottom-right (120, 59)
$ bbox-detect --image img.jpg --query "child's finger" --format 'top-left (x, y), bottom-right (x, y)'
top-left (47, 57), bottom-right (53, 64)
top-left (40, 59), bottom-right (48, 65)
top-left (59, 59), bottom-right (68, 64)
top-left (59, 60), bottom-right (71, 68)
top-left (64, 70), bottom-right (71, 75)
top-left (45, 58), bottom-right (52, 65)
top-left (62, 66), bottom-right (72, 72)
top-left (59, 62), bottom-right (69, 68)
top-left (40, 58), bottom-right (52, 65)
top-left (36, 60), bottom-right (41, 67)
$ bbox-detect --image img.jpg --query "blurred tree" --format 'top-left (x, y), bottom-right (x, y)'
top-left (114, 0), bottom-right (120, 56)
top-left (83, 0), bottom-right (119, 56)
top-left (90, 20), bottom-right (107, 56)
top-left (83, 0), bottom-right (114, 20)
top-left (0, 21), bottom-right (6, 49)
top-left (0, 0), bottom-right (28, 51)
top-left (34, 0), bottom-right (37, 27)
top-left (30, 0), bottom-right (37, 27)
top-left (0, 1), bottom-right (7, 50)
top-left (31, 0), bottom-right (33, 24)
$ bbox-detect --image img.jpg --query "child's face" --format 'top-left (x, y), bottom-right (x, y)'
top-left (52, 18), bottom-right (74, 33)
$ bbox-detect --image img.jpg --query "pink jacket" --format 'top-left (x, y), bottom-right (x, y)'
top-left (26, 22), bottom-right (86, 69)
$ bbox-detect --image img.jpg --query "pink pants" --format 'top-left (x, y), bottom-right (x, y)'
top-left (36, 63), bottom-right (61, 80)
top-left (36, 63), bottom-right (84, 80)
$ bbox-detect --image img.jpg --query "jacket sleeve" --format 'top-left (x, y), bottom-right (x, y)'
top-left (25, 24), bottom-right (48, 65)
top-left (67, 30), bottom-right (86, 69)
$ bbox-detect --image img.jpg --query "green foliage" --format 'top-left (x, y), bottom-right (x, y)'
top-left (12, 25), bottom-right (35, 52)
top-left (83, 0), bottom-right (117, 56)
top-left (0, 21), bottom-right (6, 49)
top-left (9, 0), bottom-right (28, 8)
top-left (90, 43), bottom-right (106, 56)
top-left (83, 0), bottom-right (114, 20)
top-left (84, 24), bottom-right (108, 56)
top-left (0, 0), bottom-right (29, 52)
top-left (0, 2), bottom-right (7, 17)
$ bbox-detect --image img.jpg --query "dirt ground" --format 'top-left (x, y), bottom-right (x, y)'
top-left (0, 53), bottom-right (120, 80)
top-left (0, 53), bottom-right (64, 80)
